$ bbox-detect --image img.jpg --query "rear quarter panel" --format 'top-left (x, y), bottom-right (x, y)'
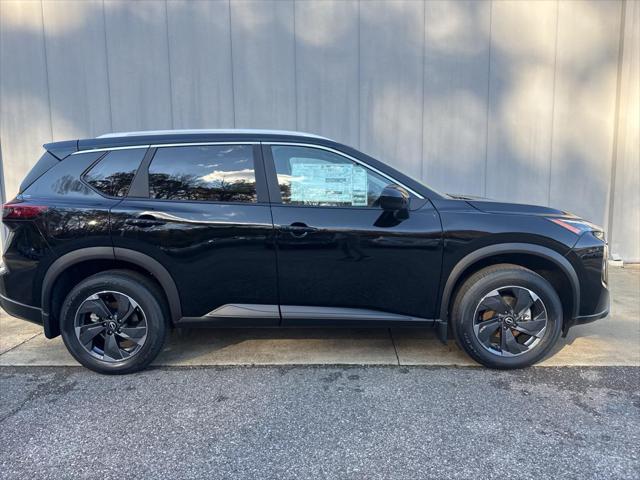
top-left (8, 152), bottom-right (119, 306)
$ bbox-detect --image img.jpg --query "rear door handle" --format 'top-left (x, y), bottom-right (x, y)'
top-left (125, 215), bottom-right (166, 228)
top-left (281, 222), bottom-right (317, 238)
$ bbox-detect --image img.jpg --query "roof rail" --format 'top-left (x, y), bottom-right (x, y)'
top-left (97, 129), bottom-right (330, 140)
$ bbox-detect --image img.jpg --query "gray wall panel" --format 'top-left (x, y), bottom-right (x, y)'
top-left (610, 0), bottom-right (640, 262)
top-left (486, 0), bottom-right (557, 206)
top-left (0, 0), bottom-right (52, 200)
top-left (230, 0), bottom-right (296, 129)
top-left (104, 0), bottom-right (173, 131)
top-left (422, 0), bottom-right (491, 196)
top-left (42, 0), bottom-right (111, 139)
top-left (294, 0), bottom-right (359, 145)
top-left (359, 0), bottom-right (425, 179)
top-left (549, 0), bottom-right (621, 227)
top-left (167, 0), bottom-right (234, 129)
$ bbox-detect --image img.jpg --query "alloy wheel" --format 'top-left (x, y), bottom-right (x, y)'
top-left (472, 286), bottom-right (548, 357)
top-left (74, 291), bottom-right (148, 362)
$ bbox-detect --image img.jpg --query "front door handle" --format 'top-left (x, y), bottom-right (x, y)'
top-left (281, 222), bottom-right (317, 238)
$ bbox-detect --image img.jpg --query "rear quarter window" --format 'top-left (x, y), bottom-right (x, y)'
top-left (19, 152), bottom-right (59, 194)
top-left (23, 151), bottom-right (104, 198)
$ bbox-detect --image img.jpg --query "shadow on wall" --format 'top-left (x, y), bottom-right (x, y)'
top-left (0, 0), bottom-right (635, 257)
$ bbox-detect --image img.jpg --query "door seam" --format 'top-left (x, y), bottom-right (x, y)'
top-left (389, 328), bottom-right (401, 366)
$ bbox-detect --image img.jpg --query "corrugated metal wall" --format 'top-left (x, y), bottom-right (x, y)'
top-left (1, 0), bottom-right (638, 260)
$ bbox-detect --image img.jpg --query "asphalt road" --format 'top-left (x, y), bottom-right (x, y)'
top-left (1, 366), bottom-right (639, 479)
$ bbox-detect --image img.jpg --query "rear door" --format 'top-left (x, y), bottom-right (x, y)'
top-left (110, 143), bottom-right (279, 323)
top-left (264, 143), bottom-right (443, 324)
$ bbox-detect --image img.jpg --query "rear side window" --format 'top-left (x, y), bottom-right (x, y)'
top-left (148, 145), bottom-right (257, 203)
top-left (84, 148), bottom-right (146, 197)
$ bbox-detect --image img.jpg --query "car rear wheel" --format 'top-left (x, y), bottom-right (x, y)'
top-left (60, 270), bottom-right (168, 374)
top-left (451, 264), bottom-right (563, 369)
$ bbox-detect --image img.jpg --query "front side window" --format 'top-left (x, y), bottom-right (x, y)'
top-left (84, 148), bottom-right (146, 197)
top-left (271, 145), bottom-right (394, 207)
top-left (148, 145), bottom-right (257, 202)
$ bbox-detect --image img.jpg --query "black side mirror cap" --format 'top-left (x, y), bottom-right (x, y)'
top-left (379, 185), bottom-right (410, 212)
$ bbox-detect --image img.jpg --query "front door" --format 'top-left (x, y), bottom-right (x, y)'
top-left (264, 144), bottom-right (443, 325)
top-left (110, 143), bottom-right (279, 324)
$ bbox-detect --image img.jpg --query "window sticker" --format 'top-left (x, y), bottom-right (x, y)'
top-left (290, 161), bottom-right (368, 206)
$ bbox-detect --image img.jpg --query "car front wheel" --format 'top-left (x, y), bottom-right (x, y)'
top-left (451, 264), bottom-right (563, 369)
top-left (60, 270), bottom-right (168, 374)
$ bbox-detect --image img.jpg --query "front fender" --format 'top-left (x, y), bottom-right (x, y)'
top-left (438, 242), bottom-right (580, 322)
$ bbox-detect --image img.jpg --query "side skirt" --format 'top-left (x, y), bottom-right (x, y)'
top-left (175, 304), bottom-right (438, 329)
top-left (177, 304), bottom-right (280, 328)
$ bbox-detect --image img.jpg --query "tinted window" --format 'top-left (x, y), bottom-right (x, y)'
top-left (271, 145), bottom-right (394, 207)
top-left (148, 145), bottom-right (257, 203)
top-left (26, 151), bottom-right (104, 198)
top-left (84, 148), bottom-right (145, 197)
top-left (19, 152), bottom-right (59, 193)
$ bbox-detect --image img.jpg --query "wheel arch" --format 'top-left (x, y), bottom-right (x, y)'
top-left (41, 247), bottom-right (181, 338)
top-left (439, 243), bottom-right (580, 325)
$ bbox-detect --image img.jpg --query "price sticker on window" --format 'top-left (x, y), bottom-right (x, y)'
top-left (290, 162), bottom-right (368, 206)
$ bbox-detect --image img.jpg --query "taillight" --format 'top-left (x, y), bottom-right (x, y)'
top-left (2, 203), bottom-right (48, 220)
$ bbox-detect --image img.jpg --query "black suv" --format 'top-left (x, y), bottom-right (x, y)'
top-left (1, 130), bottom-right (609, 373)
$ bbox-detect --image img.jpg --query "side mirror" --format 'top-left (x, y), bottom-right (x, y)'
top-left (379, 185), bottom-right (410, 212)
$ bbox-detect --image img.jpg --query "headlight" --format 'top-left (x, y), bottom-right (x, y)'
top-left (547, 217), bottom-right (605, 240)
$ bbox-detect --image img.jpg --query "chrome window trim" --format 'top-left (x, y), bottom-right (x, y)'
top-left (71, 145), bottom-right (150, 155)
top-left (150, 142), bottom-right (260, 148)
top-left (73, 142), bottom-right (259, 155)
top-left (72, 141), bottom-right (424, 199)
top-left (265, 142), bottom-right (424, 199)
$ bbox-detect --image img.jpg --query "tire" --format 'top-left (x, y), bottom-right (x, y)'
top-left (451, 264), bottom-right (562, 369)
top-left (60, 270), bottom-right (168, 374)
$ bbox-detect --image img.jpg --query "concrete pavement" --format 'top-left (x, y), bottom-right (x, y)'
top-left (1, 266), bottom-right (638, 367)
top-left (1, 366), bottom-right (639, 479)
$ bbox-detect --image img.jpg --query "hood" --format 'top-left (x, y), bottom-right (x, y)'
top-left (446, 193), bottom-right (574, 217)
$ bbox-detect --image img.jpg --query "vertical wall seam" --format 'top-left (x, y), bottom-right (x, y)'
top-left (228, 0), bottom-right (236, 128)
top-left (420, 0), bottom-right (426, 182)
top-left (607, 0), bottom-right (627, 250)
top-left (547, 0), bottom-right (560, 206)
top-left (0, 143), bottom-right (5, 205)
top-left (483, 0), bottom-right (493, 197)
top-left (39, 0), bottom-right (54, 141)
top-left (102, 0), bottom-right (113, 132)
top-left (357, 0), bottom-right (361, 148)
top-left (164, 0), bottom-right (175, 128)
top-left (293, 0), bottom-right (298, 130)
